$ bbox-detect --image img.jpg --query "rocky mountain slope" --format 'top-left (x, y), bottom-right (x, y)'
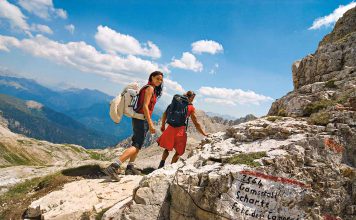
top-left (0, 74), bottom-right (162, 145)
top-left (0, 94), bottom-right (118, 148)
top-left (0, 74), bottom-right (111, 112)
top-left (0, 115), bottom-right (112, 193)
top-left (95, 7), bottom-right (354, 220)
top-left (2, 7), bottom-right (355, 220)
top-left (0, 95), bottom-right (235, 219)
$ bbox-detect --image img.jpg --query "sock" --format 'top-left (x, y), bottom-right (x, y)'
top-left (112, 159), bottom-right (122, 168)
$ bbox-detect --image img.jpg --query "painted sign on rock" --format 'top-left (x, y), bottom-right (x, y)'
top-left (218, 170), bottom-right (309, 220)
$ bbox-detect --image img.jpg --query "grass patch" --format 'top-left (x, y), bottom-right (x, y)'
top-left (308, 112), bottom-right (330, 126)
top-left (336, 89), bottom-right (354, 104)
top-left (0, 172), bottom-right (72, 220)
top-left (64, 144), bottom-right (84, 154)
top-left (266, 116), bottom-right (282, 122)
top-left (277, 108), bottom-right (287, 117)
top-left (87, 151), bottom-right (102, 160)
top-left (65, 145), bottom-right (109, 161)
top-left (303, 99), bottom-right (335, 117)
top-left (325, 80), bottom-right (337, 89)
top-left (225, 152), bottom-right (267, 167)
top-left (0, 142), bottom-right (34, 166)
top-left (0, 164), bottom-right (104, 219)
top-left (86, 150), bottom-right (108, 161)
top-left (16, 139), bottom-right (32, 145)
top-left (2, 173), bottom-right (59, 200)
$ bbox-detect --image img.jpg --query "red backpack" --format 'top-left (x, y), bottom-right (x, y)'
top-left (132, 84), bottom-right (155, 114)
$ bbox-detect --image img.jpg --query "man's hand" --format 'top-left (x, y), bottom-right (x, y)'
top-left (160, 124), bottom-right (165, 132)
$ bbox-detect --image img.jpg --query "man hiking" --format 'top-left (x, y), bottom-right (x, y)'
top-left (103, 71), bottom-right (164, 180)
top-left (157, 91), bottom-right (208, 168)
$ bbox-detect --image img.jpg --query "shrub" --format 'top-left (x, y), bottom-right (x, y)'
top-left (325, 80), bottom-right (337, 89)
top-left (277, 108), bottom-right (287, 117)
top-left (308, 112), bottom-right (330, 126)
top-left (303, 100), bottom-right (335, 116)
top-left (266, 116), bottom-right (282, 122)
top-left (225, 151), bottom-right (267, 167)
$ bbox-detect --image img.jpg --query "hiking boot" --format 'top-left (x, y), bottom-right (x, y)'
top-left (158, 160), bottom-right (165, 169)
top-left (102, 163), bottom-right (121, 181)
top-left (125, 164), bottom-right (141, 175)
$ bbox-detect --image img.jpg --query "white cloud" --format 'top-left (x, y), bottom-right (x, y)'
top-left (209, 63), bottom-right (219, 75)
top-left (204, 97), bottom-right (236, 106)
top-left (154, 78), bottom-right (186, 108)
top-left (209, 69), bottom-right (215, 75)
top-left (191, 40), bottom-right (223, 54)
top-left (0, 0), bottom-right (30, 31)
top-left (198, 86), bottom-right (273, 106)
top-left (55, 8), bottom-right (67, 19)
top-left (170, 52), bottom-right (203, 72)
top-left (95, 25), bottom-right (161, 59)
top-left (18, 0), bottom-right (67, 20)
top-left (0, 0), bottom-right (54, 35)
top-left (0, 34), bottom-right (166, 85)
top-left (164, 78), bottom-right (185, 94)
top-left (65, 24), bottom-right (75, 34)
top-left (0, 36), bottom-right (20, 51)
top-left (31, 24), bottom-right (53, 34)
top-left (309, 2), bottom-right (356, 30)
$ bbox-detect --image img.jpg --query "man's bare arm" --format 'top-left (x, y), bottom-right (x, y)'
top-left (161, 112), bottom-right (167, 132)
top-left (190, 111), bottom-right (208, 136)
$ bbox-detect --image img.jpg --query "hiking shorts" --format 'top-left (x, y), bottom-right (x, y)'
top-left (131, 118), bottom-right (149, 149)
top-left (157, 125), bottom-right (187, 156)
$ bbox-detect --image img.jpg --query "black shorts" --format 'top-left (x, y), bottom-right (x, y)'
top-left (131, 118), bottom-right (149, 149)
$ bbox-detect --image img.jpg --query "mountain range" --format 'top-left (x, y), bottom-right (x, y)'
top-left (0, 74), bottom-right (163, 148)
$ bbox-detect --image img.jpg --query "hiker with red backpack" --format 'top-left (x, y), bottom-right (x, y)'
top-left (157, 91), bottom-right (208, 168)
top-left (104, 71), bottom-right (164, 180)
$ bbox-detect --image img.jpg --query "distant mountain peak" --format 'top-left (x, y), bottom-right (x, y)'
top-left (0, 79), bottom-right (27, 90)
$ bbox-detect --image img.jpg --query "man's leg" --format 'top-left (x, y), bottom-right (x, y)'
top-left (171, 152), bottom-right (180, 164)
top-left (158, 149), bottom-right (169, 168)
top-left (162, 149), bottom-right (169, 160)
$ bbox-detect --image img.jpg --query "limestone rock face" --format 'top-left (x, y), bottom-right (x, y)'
top-left (292, 7), bottom-right (356, 90)
top-left (269, 7), bottom-right (356, 118)
top-left (26, 175), bottom-right (142, 220)
top-left (103, 117), bottom-right (355, 219)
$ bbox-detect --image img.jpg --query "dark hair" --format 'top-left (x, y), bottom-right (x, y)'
top-left (184, 90), bottom-right (196, 98)
top-left (148, 71), bottom-right (163, 98)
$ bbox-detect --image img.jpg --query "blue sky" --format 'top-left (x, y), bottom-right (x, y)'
top-left (0, 0), bottom-right (355, 117)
